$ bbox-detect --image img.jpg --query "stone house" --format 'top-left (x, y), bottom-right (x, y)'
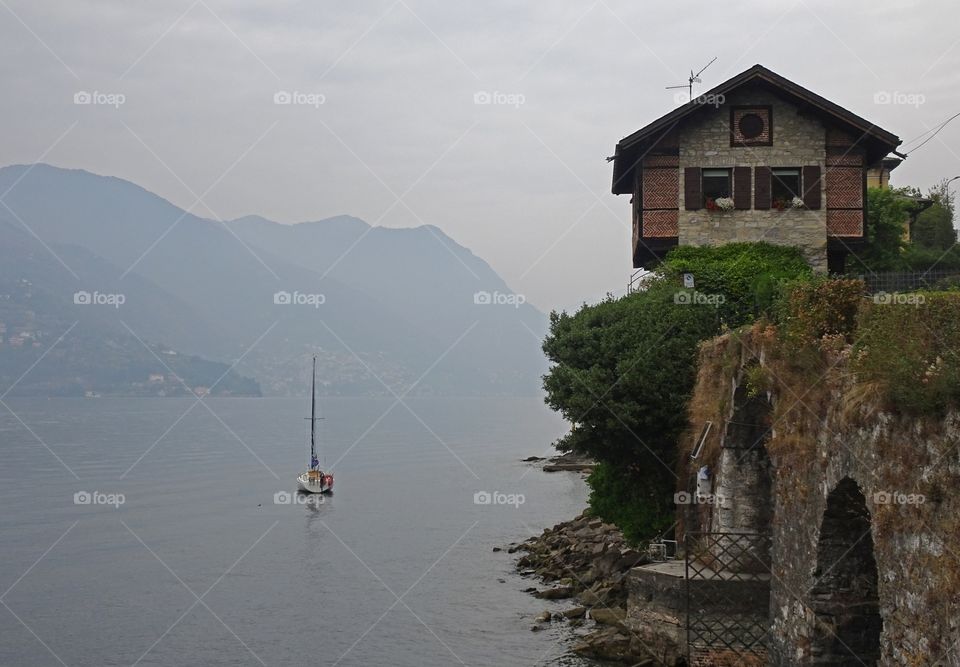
top-left (610, 64), bottom-right (903, 273)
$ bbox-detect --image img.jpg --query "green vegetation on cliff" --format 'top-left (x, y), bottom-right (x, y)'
top-left (542, 243), bottom-right (811, 542)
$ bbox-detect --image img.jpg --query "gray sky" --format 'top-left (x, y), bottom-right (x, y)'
top-left (3, 0), bottom-right (959, 312)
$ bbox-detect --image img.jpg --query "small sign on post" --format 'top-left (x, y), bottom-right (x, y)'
top-left (683, 273), bottom-right (695, 289)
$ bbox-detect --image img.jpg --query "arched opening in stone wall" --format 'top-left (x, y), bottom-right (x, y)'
top-left (809, 477), bottom-right (882, 665)
top-left (708, 383), bottom-right (774, 571)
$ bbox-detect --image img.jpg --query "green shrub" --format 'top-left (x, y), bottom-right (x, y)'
top-left (661, 242), bottom-right (812, 325)
top-left (586, 462), bottom-right (675, 545)
top-left (775, 276), bottom-right (865, 344)
top-left (542, 277), bottom-right (721, 541)
top-left (852, 293), bottom-right (960, 414)
top-left (847, 187), bottom-right (911, 272)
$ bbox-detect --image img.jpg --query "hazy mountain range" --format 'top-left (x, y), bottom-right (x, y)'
top-left (0, 164), bottom-right (547, 396)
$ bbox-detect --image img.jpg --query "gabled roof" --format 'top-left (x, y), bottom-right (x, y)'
top-left (611, 64), bottom-right (902, 194)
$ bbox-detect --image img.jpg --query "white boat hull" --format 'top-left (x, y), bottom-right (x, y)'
top-left (297, 472), bottom-right (333, 494)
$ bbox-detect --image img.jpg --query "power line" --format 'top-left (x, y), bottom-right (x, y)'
top-left (900, 110), bottom-right (960, 155)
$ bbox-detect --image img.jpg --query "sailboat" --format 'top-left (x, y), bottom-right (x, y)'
top-left (297, 355), bottom-right (334, 494)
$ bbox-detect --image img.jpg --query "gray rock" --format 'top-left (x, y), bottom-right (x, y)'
top-left (534, 586), bottom-right (575, 600)
top-left (562, 606), bottom-right (587, 619)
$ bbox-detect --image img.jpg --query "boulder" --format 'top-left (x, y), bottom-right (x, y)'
top-left (572, 627), bottom-right (632, 662)
top-left (534, 586), bottom-right (575, 600)
top-left (589, 607), bottom-right (627, 629)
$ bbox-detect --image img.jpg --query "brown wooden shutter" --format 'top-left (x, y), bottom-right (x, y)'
top-left (684, 167), bottom-right (701, 210)
top-left (733, 167), bottom-right (752, 210)
top-left (802, 165), bottom-right (822, 209)
top-left (754, 166), bottom-right (771, 210)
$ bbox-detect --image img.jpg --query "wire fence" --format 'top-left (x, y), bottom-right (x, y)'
top-left (850, 270), bottom-right (960, 295)
top-left (685, 532), bottom-right (771, 665)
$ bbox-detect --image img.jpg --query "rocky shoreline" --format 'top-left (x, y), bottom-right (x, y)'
top-left (522, 450), bottom-right (596, 473)
top-left (502, 511), bottom-right (660, 665)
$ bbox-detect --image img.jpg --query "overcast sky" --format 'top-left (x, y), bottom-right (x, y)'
top-left (3, 0), bottom-right (959, 312)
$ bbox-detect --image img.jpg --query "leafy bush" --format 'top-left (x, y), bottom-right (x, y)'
top-left (542, 277), bottom-right (721, 538)
top-left (847, 187), bottom-right (912, 272)
top-left (775, 277), bottom-right (865, 344)
top-left (586, 462), bottom-right (675, 545)
top-left (852, 293), bottom-right (960, 414)
top-left (543, 243), bottom-right (815, 541)
top-left (662, 242), bottom-right (812, 325)
top-left (901, 244), bottom-right (960, 271)
top-left (543, 277), bottom-right (720, 463)
top-left (913, 202), bottom-right (957, 251)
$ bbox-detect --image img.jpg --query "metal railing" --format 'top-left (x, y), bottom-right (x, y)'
top-left (685, 531), bottom-right (771, 664)
top-left (851, 269), bottom-right (960, 295)
top-left (628, 269), bottom-right (654, 294)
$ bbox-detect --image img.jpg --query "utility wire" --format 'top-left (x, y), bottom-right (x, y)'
top-left (900, 111), bottom-right (960, 155)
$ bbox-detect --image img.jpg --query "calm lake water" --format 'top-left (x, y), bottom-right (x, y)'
top-left (0, 398), bottom-right (593, 666)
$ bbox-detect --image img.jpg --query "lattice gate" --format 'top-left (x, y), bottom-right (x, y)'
top-left (685, 532), bottom-right (771, 666)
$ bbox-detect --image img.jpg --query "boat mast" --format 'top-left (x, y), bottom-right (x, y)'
top-left (310, 355), bottom-right (317, 469)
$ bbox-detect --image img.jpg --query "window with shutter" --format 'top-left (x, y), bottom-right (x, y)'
top-left (771, 168), bottom-right (801, 208)
top-left (702, 168), bottom-right (731, 204)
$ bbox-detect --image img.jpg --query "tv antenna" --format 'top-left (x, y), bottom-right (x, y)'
top-left (666, 56), bottom-right (717, 102)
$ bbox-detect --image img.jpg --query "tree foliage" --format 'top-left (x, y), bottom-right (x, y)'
top-left (850, 182), bottom-right (960, 272)
top-left (847, 187), bottom-right (912, 272)
top-left (662, 242), bottom-right (812, 323)
top-left (541, 243), bottom-right (813, 541)
top-left (543, 278), bottom-right (719, 463)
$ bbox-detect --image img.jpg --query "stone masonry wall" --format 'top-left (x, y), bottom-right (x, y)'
top-left (768, 409), bottom-right (960, 666)
top-left (678, 88), bottom-right (829, 271)
top-left (692, 332), bottom-right (960, 665)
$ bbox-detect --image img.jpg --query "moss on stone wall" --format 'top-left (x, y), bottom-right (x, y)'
top-left (680, 281), bottom-right (960, 665)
